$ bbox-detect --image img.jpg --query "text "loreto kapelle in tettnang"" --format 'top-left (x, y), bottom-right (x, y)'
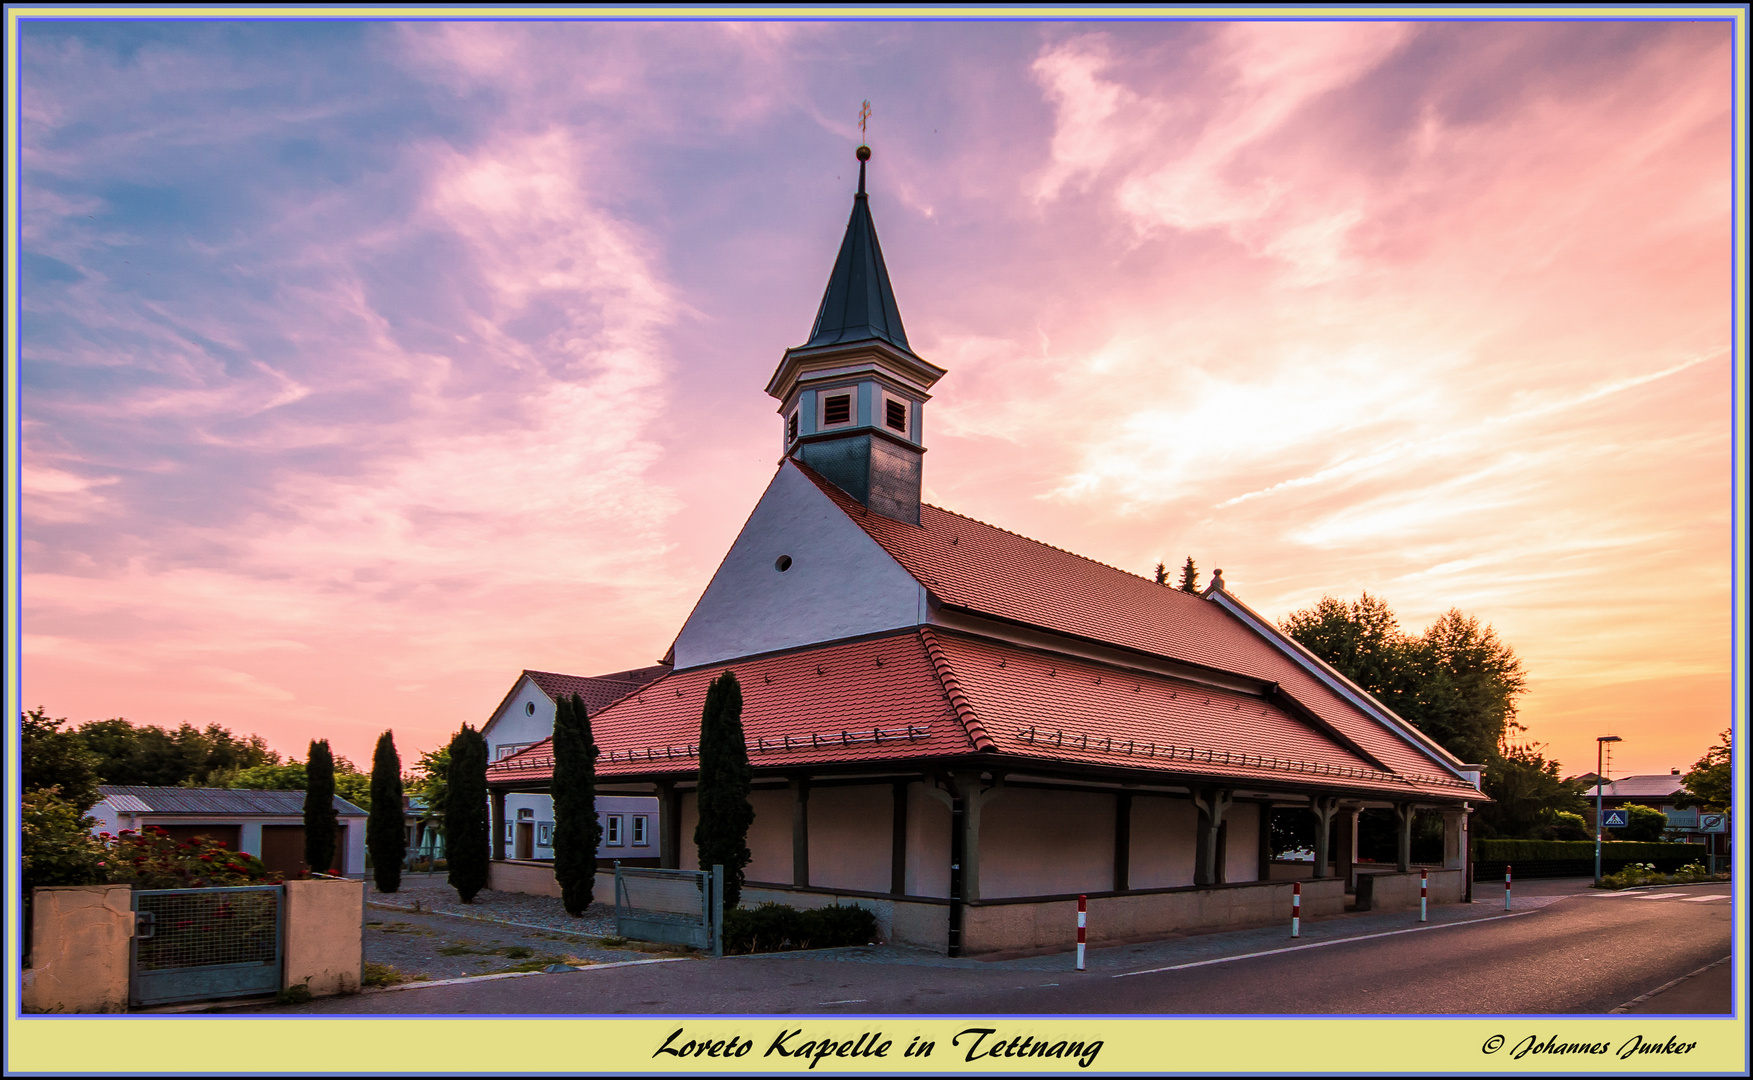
top-left (653, 1026), bottom-right (1107, 1069)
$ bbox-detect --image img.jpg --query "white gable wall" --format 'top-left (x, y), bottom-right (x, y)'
top-left (671, 461), bottom-right (927, 670)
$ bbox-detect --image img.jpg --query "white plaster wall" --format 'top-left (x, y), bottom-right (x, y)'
top-left (239, 822), bottom-right (264, 859)
top-left (671, 461), bottom-right (927, 669)
top-left (1224, 802), bottom-right (1261, 884)
top-left (484, 676), bottom-right (556, 754)
top-left (807, 785), bottom-right (892, 893)
top-left (1130, 796), bottom-right (1197, 889)
top-left (979, 789), bottom-right (1115, 899)
top-left (905, 782), bottom-right (951, 898)
top-left (744, 788), bottom-right (795, 883)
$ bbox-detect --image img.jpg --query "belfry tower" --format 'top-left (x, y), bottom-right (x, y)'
top-left (765, 144), bottom-right (946, 525)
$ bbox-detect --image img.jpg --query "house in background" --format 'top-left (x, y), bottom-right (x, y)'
top-left (1573, 770), bottom-right (1730, 858)
top-left (484, 148), bottom-right (1490, 956)
top-left (89, 786), bottom-right (368, 877)
top-left (483, 666), bottom-right (669, 867)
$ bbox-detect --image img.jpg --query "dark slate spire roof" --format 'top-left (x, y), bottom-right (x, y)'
top-left (801, 150), bottom-right (912, 354)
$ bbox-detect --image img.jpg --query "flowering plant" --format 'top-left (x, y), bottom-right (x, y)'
top-left (103, 827), bottom-right (282, 889)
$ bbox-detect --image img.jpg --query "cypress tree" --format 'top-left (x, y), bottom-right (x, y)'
top-left (1178, 556), bottom-right (1200, 593)
top-left (303, 739), bottom-right (338, 875)
top-left (1153, 561), bottom-right (1168, 586)
top-left (368, 730), bottom-right (406, 893)
top-left (694, 671), bottom-right (754, 910)
top-left (446, 724), bottom-right (491, 903)
top-left (551, 692), bottom-right (602, 916)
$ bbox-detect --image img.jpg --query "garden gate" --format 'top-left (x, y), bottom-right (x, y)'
top-left (130, 885), bottom-right (284, 1007)
top-left (613, 863), bottom-right (723, 957)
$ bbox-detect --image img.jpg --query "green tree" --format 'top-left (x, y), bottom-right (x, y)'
top-left (21, 708), bottom-right (101, 813)
top-left (1153, 561), bottom-right (1168, 586)
top-left (1177, 557), bottom-right (1200, 593)
top-left (551, 692), bottom-right (602, 916)
top-left (1473, 734), bottom-right (1585, 839)
top-left (410, 746), bottom-right (451, 840)
top-left (1678, 729), bottom-right (1730, 810)
top-left (1280, 593), bottom-right (1409, 707)
top-left (1413, 610), bottom-right (1528, 765)
top-left (446, 725), bottom-right (491, 903)
top-left (369, 731), bottom-right (406, 893)
top-left (22, 788), bottom-right (108, 892)
top-left (74, 717), bottom-right (278, 787)
top-left (304, 739), bottom-right (339, 875)
top-left (694, 671), bottom-right (754, 910)
top-left (1615, 803), bottom-right (1669, 843)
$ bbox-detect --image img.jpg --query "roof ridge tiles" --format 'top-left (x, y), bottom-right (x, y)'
top-left (918, 626), bottom-right (996, 752)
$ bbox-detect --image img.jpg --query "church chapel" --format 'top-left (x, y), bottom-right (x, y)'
top-left (485, 146), bottom-right (1488, 956)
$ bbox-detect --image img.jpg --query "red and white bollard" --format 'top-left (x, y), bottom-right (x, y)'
top-left (1291, 881), bottom-right (1301, 938)
top-left (1420, 868), bottom-right (1428, 923)
top-left (1076, 894), bottom-right (1087, 971)
top-left (1505, 864), bottom-right (1512, 910)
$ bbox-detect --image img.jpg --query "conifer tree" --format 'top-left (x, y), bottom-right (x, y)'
top-left (1153, 561), bottom-right (1168, 586)
top-left (303, 739), bottom-right (338, 875)
top-left (446, 725), bottom-right (491, 903)
top-left (694, 671), bottom-right (754, 909)
top-left (368, 730), bottom-right (406, 893)
top-left (552, 692), bottom-right (602, 916)
top-left (1178, 556), bottom-right (1200, 593)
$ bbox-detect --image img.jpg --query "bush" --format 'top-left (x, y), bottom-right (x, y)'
top-left (1475, 839), bottom-right (1699, 863)
top-left (722, 902), bottom-right (877, 955)
top-left (22, 788), bottom-right (108, 891)
top-left (1597, 860), bottom-right (1728, 890)
top-left (103, 826), bottom-right (282, 889)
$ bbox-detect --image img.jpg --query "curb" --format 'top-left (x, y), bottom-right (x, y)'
top-left (366, 900), bottom-right (614, 941)
top-left (364, 956), bottom-right (691, 994)
top-left (1608, 955), bottom-right (1731, 1013)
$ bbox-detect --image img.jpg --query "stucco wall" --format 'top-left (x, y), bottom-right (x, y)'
top-left (1128, 796), bottom-right (1197, 889)
top-left (807, 784), bottom-right (893, 893)
top-left (1355, 869), bottom-right (1465, 911)
top-left (676, 788), bottom-right (790, 880)
top-left (671, 461), bottom-right (928, 669)
top-left (979, 788), bottom-right (1116, 898)
top-left (905, 781), bottom-right (951, 898)
top-left (22, 885), bottom-right (134, 1014)
top-left (1224, 802), bottom-right (1261, 883)
top-left (283, 878), bottom-right (363, 997)
top-left (485, 675), bottom-right (556, 753)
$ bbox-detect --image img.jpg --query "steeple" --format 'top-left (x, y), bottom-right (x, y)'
top-left (766, 144), bottom-right (947, 526)
top-left (801, 145), bottom-right (912, 355)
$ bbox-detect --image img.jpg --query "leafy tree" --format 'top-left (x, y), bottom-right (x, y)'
top-left (74, 717), bottom-right (277, 787)
top-left (1177, 557), bottom-right (1200, 593)
top-left (694, 671), bottom-right (754, 910)
top-left (446, 725), bottom-right (491, 903)
top-left (369, 731), bottom-right (406, 893)
top-left (1153, 561), bottom-right (1168, 586)
top-left (1678, 729), bottom-right (1730, 810)
top-left (219, 757), bottom-right (371, 808)
top-left (411, 746), bottom-right (451, 839)
top-left (1280, 593), bottom-right (1409, 708)
top-left (1614, 803), bottom-right (1669, 843)
top-left (1473, 733), bottom-right (1585, 839)
top-left (304, 739), bottom-right (339, 875)
top-left (22, 788), bottom-right (108, 892)
top-left (21, 709), bottom-right (101, 814)
top-left (552, 692), bottom-right (603, 916)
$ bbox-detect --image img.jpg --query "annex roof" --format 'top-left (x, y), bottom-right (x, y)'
top-left (789, 461), bottom-right (1470, 784)
top-left (95, 786), bottom-right (366, 816)
top-left (488, 629), bottom-right (1476, 801)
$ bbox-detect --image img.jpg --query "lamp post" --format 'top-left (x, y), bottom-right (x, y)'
top-left (1595, 735), bottom-right (1623, 884)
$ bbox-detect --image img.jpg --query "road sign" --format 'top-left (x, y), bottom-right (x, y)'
top-left (1603, 809), bottom-right (1629, 828)
top-left (1699, 813), bottom-right (1727, 833)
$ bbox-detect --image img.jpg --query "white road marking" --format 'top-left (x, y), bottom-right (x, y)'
top-left (818, 999), bottom-right (868, 1005)
top-left (1630, 892), bottom-right (1689, 900)
top-left (1680, 895), bottom-right (1729, 902)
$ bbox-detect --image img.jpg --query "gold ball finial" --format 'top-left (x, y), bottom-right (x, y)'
top-left (856, 145), bottom-right (871, 162)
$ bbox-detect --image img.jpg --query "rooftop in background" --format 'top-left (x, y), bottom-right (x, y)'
top-left (95, 785), bottom-right (366, 816)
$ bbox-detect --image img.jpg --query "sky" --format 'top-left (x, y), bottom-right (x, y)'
top-left (11, 16), bottom-right (1742, 781)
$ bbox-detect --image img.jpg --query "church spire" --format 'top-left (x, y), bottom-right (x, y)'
top-left (801, 143), bottom-right (912, 355)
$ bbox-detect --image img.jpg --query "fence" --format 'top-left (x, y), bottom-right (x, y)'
top-left (613, 863), bottom-right (723, 957)
top-left (131, 885), bottom-right (284, 1007)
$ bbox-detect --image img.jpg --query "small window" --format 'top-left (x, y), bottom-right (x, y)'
top-left (517, 808), bottom-right (534, 820)
top-left (524, 701), bottom-right (535, 716)
top-left (787, 410), bottom-right (799, 441)
top-left (631, 815), bottom-right (649, 846)
top-left (605, 815), bottom-right (623, 846)
top-left (774, 554), bottom-right (792, 572)
top-left (538, 822), bottom-right (553, 847)
top-left (885, 398), bottom-right (906, 432)
top-left (504, 823), bottom-right (514, 843)
top-left (822, 392), bottom-right (852, 426)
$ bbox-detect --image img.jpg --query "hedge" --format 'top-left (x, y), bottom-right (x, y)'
top-left (722, 903), bottom-right (877, 955)
top-left (1475, 839), bottom-right (1701, 862)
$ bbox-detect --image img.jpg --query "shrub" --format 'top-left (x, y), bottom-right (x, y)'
top-left (722, 903), bottom-right (877, 955)
top-left (103, 826), bottom-right (282, 890)
top-left (21, 788), bottom-right (108, 891)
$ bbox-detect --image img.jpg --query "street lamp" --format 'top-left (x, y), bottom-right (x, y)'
top-left (1595, 735), bottom-right (1623, 884)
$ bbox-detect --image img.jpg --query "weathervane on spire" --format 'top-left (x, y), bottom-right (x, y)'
top-left (856, 100), bottom-right (872, 193)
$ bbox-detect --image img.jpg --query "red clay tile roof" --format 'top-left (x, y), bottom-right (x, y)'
top-left (790, 461), bottom-right (1464, 783)
top-left (486, 665), bottom-right (670, 730)
top-left (488, 629), bottom-right (1473, 800)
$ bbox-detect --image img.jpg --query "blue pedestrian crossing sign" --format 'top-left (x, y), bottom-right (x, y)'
top-left (1603, 809), bottom-right (1629, 828)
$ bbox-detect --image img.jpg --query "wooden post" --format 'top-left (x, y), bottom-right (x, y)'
top-left (1113, 792), bottom-right (1132, 892)
top-left (656, 781), bottom-right (679, 870)
top-left (790, 777), bottom-right (810, 888)
top-left (890, 780), bottom-right (908, 896)
top-left (490, 789), bottom-right (507, 862)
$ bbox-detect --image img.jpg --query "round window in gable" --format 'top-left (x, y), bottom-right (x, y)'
top-left (775, 555), bottom-right (793, 572)
top-left (524, 701), bottom-right (535, 716)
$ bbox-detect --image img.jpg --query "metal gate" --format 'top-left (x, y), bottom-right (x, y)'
top-left (614, 864), bottom-right (723, 957)
top-left (130, 885), bottom-right (284, 1007)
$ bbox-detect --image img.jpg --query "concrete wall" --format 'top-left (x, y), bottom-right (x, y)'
top-left (808, 784), bottom-right (893, 894)
top-left (1354, 869), bottom-right (1465, 912)
top-left (283, 878), bottom-right (363, 997)
top-left (962, 878), bottom-right (1350, 955)
top-left (1128, 796), bottom-right (1197, 889)
top-left (980, 788), bottom-right (1115, 898)
top-left (671, 461), bottom-right (928, 669)
top-left (21, 885), bottom-right (134, 1014)
top-left (905, 781), bottom-right (951, 898)
top-left (1224, 802), bottom-right (1261, 884)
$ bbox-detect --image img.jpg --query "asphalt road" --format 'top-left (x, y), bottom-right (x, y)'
top-left (265, 883), bottom-right (1733, 1016)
